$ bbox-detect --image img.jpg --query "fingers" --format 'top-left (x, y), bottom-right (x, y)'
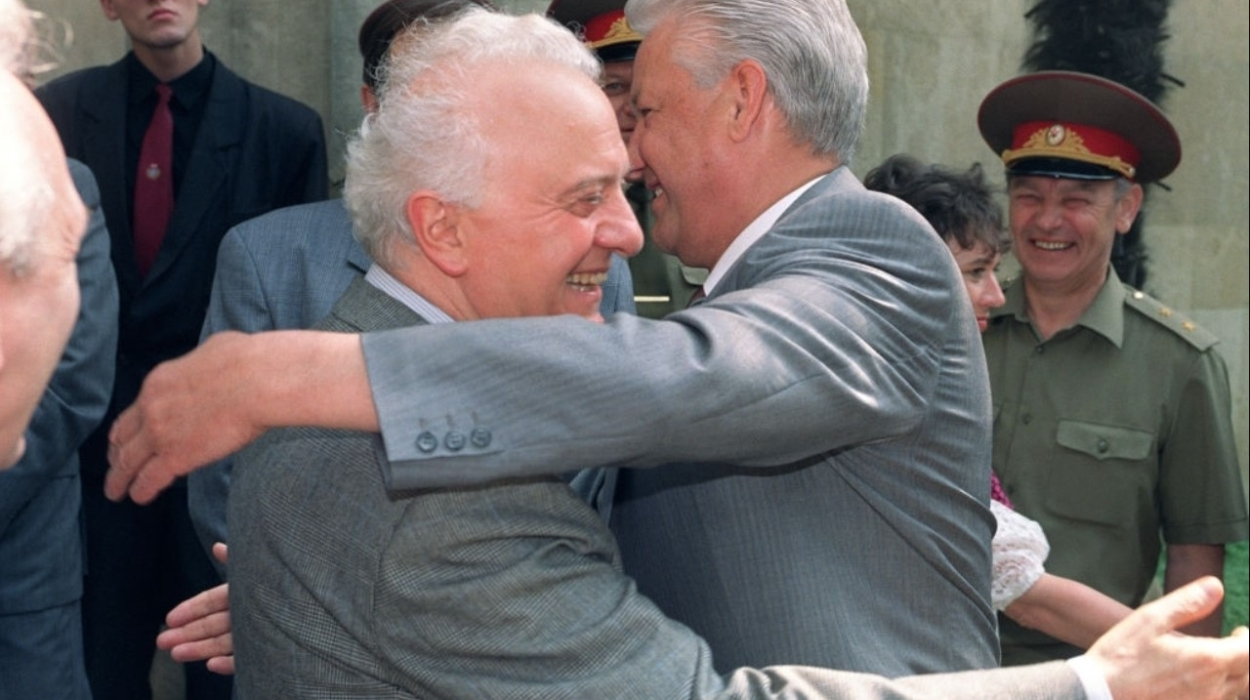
top-left (205, 654), bottom-right (236, 676)
top-left (159, 581), bottom-right (235, 674)
top-left (104, 407), bottom-right (145, 502)
top-left (158, 609), bottom-right (231, 650)
top-left (125, 454), bottom-right (182, 505)
top-left (165, 583), bottom-right (230, 629)
top-left (165, 626), bottom-right (234, 668)
top-left (105, 402), bottom-right (181, 505)
top-left (212, 542), bottom-right (229, 566)
top-left (1231, 627), bottom-right (1250, 700)
top-left (1134, 576), bottom-right (1224, 639)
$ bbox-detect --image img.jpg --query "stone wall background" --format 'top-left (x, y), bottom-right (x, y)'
top-left (28, 0), bottom-right (1249, 498)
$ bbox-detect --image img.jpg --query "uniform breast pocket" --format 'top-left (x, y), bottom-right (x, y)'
top-left (1044, 421), bottom-right (1156, 527)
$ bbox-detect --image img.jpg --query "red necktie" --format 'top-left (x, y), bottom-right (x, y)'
top-left (133, 83), bottom-right (174, 276)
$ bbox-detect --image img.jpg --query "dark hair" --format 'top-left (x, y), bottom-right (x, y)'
top-left (863, 154), bottom-right (1009, 254)
top-left (358, 0), bottom-right (496, 91)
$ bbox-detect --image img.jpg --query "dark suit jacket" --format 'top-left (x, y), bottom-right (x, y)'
top-left (361, 168), bottom-right (999, 676)
top-left (0, 161), bottom-right (118, 614)
top-left (230, 277), bottom-right (1083, 700)
top-left (35, 52), bottom-right (328, 440)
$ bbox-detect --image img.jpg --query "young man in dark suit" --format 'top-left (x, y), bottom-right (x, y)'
top-left (35, 1), bottom-right (327, 698)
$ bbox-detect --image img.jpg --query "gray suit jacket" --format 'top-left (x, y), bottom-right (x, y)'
top-left (230, 277), bottom-right (1083, 700)
top-left (361, 168), bottom-right (998, 675)
top-left (191, 199), bottom-right (636, 562)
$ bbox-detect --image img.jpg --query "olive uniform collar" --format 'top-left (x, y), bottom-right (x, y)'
top-left (992, 267), bottom-right (1125, 347)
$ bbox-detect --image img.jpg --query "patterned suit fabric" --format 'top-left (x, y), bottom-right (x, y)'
top-left (229, 277), bottom-right (1081, 700)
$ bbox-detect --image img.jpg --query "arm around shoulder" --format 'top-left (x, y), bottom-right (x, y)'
top-left (106, 329), bottom-right (373, 504)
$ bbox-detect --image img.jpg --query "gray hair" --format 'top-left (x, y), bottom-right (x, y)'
top-left (344, 8), bottom-right (600, 269)
top-left (626, 0), bottom-right (868, 163)
top-left (0, 0), bottom-right (49, 274)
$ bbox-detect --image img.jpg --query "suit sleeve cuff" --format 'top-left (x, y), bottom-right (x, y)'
top-left (1067, 654), bottom-right (1114, 700)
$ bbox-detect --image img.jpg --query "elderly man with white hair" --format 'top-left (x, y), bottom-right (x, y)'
top-left (1, 2), bottom-right (119, 698)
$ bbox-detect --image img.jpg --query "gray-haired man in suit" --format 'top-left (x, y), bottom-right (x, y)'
top-left (109, 2), bottom-right (1250, 699)
top-left (184, 0), bottom-right (638, 570)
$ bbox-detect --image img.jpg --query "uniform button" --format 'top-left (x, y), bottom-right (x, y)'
top-left (470, 428), bottom-right (492, 449)
top-left (1035, 345), bottom-right (1045, 355)
top-left (444, 431), bottom-right (467, 452)
top-left (1097, 439), bottom-right (1109, 454)
top-left (1006, 485), bottom-right (1016, 496)
top-left (1022, 413), bottom-right (1032, 425)
top-left (416, 431), bottom-right (438, 453)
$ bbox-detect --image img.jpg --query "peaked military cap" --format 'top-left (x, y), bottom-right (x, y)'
top-left (978, 70), bottom-right (1181, 183)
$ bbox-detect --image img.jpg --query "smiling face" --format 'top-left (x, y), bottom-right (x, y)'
top-left (0, 72), bottom-right (87, 468)
top-left (948, 239), bottom-right (1004, 332)
top-left (447, 61), bottom-right (642, 322)
top-left (627, 17), bottom-right (738, 269)
top-left (99, 0), bottom-right (207, 51)
top-left (1007, 175), bottom-right (1142, 299)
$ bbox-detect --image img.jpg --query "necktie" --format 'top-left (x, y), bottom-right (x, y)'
top-left (686, 285), bottom-right (706, 307)
top-left (133, 83), bottom-right (174, 276)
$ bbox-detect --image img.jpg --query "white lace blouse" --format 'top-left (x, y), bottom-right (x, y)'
top-left (990, 499), bottom-right (1050, 611)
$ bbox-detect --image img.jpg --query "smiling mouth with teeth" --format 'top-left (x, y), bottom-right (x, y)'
top-left (566, 271), bottom-right (608, 290)
top-left (1033, 241), bottom-right (1073, 250)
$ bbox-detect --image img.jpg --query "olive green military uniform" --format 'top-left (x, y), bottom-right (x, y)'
top-left (625, 183), bottom-right (707, 319)
top-left (984, 269), bottom-right (1248, 665)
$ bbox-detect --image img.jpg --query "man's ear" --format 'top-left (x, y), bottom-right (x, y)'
top-left (99, 0), bottom-right (119, 21)
top-left (726, 59), bottom-right (769, 143)
top-left (1114, 182), bottom-right (1145, 235)
top-left (360, 85), bottom-right (378, 114)
top-left (405, 192), bottom-right (468, 276)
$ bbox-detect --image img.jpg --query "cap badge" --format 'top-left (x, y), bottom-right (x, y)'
top-left (602, 16), bottom-right (636, 43)
top-left (1004, 122), bottom-right (1137, 180)
top-left (1045, 124), bottom-right (1066, 146)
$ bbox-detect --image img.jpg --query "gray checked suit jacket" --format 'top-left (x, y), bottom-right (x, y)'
top-left (228, 277), bottom-right (1084, 700)
top-left (360, 168), bottom-right (999, 675)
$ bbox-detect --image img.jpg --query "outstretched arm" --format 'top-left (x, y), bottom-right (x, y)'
top-left (106, 330), bottom-right (375, 503)
top-left (109, 190), bottom-right (969, 501)
top-left (156, 555), bottom-right (1248, 699)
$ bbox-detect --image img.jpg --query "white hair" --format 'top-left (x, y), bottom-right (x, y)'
top-left (0, 0), bottom-right (50, 274)
top-left (0, 0), bottom-right (33, 77)
top-left (343, 8), bottom-right (600, 269)
top-left (626, 0), bottom-right (868, 162)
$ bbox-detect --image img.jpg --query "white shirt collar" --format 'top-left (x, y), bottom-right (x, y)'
top-left (701, 173), bottom-right (827, 296)
top-left (365, 264), bottom-right (455, 325)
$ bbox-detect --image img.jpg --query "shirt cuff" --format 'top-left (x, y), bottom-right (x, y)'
top-left (1067, 654), bottom-right (1114, 700)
